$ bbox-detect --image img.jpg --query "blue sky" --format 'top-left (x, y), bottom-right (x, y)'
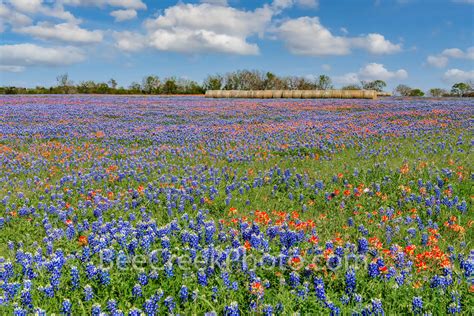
top-left (0, 0), bottom-right (473, 91)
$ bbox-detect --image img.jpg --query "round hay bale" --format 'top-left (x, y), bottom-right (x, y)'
top-left (255, 90), bottom-right (265, 98)
top-left (332, 90), bottom-right (342, 98)
top-left (232, 90), bottom-right (239, 98)
top-left (272, 90), bottom-right (283, 98)
top-left (282, 90), bottom-right (293, 98)
top-left (221, 90), bottom-right (231, 98)
top-left (321, 90), bottom-right (331, 98)
top-left (363, 90), bottom-right (376, 99)
top-left (213, 90), bottom-right (222, 98)
top-left (352, 90), bottom-right (363, 99)
top-left (292, 90), bottom-right (303, 98)
top-left (309, 90), bottom-right (322, 98)
top-left (263, 90), bottom-right (273, 99)
top-left (341, 90), bottom-right (352, 99)
top-left (301, 90), bottom-right (313, 99)
top-left (237, 90), bottom-right (246, 98)
top-left (206, 90), bottom-right (215, 98)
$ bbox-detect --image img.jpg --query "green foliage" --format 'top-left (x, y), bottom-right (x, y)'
top-left (408, 88), bottom-right (425, 97)
top-left (451, 82), bottom-right (471, 97)
top-left (341, 84), bottom-right (362, 90)
top-left (394, 84), bottom-right (412, 96)
top-left (428, 88), bottom-right (447, 97)
top-left (361, 80), bottom-right (387, 92)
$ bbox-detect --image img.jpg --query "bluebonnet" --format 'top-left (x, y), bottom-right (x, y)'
top-left (224, 302), bottom-right (240, 316)
top-left (132, 284), bottom-right (142, 297)
top-left (164, 296), bottom-right (175, 313)
top-left (412, 297), bottom-right (423, 314)
top-left (84, 285), bottom-right (93, 301)
top-left (179, 285), bottom-right (189, 302)
top-left (345, 268), bottom-right (356, 295)
top-left (91, 303), bottom-right (101, 316)
top-left (61, 299), bottom-right (72, 315)
top-left (70, 266), bottom-right (79, 289)
top-left (107, 299), bottom-right (117, 312)
top-left (357, 238), bottom-right (368, 255)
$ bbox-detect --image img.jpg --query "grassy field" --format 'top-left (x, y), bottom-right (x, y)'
top-left (0, 95), bottom-right (472, 315)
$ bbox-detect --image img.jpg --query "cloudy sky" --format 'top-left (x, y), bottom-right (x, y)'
top-left (0, 0), bottom-right (473, 90)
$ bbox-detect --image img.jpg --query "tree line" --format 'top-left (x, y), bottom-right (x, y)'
top-left (0, 70), bottom-right (472, 97)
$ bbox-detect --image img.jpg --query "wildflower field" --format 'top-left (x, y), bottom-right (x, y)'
top-left (0, 95), bottom-right (472, 315)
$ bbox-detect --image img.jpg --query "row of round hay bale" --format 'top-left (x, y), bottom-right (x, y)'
top-left (205, 89), bottom-right (378, 99)
top-left (292, 90), bottom-right (303, 98)
top-left (263, 90), bottom-right (273, 98)
top-left (363, 90), bottom-right (377, 99)
top-left (205, 90), bottom-right (214, 98)
top-left (281, 90), bottom-right (292, 98)
top-left (272, 90), bottom-right (283, 98)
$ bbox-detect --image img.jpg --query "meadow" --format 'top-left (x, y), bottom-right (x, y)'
top-left (0, 95), bottom-right (472, 315)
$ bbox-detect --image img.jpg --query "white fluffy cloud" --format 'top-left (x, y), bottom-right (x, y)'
top-left (278, 17), bottom-right (351, 55)
top-left (0, 44), bottom-right (85, 71)
top-left (335, 63), bottom-right (408, 84)
top-left (426, 47), bottom-right (474, 68)
top-left (442, 69), bottom-right (474, 83)
top-left (60, 0), bottom-right (146, 10)
top-left (14, 22), bottom-right (103, 43)
top-left (272, 0), bottom-right (319, 9)
top-left (9, 0), bottom-right (78, 22)
top-left (0, 65), bottom-right (25, 72)
top-left (0, 3), bottom-right (32, 32)
top-left (277, 17), bottom-right (401, 56)
top-left (352, 33), bottom-right (402, 54)
top-left (110, 9), bottom-right (137, 22)
top-left (113, 31), bottom-right (147, 52)
top-left (200, 0), bottom-right (228, 5)
top-left (114, 3), bottom-right (273, 55)
top-left (359, 63), bottom-right (408, 80)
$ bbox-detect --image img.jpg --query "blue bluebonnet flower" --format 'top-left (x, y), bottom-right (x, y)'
top-left (70, 266), bottom-right (79, 289)
top-left (164, 296), bottom-right (175, 313)
top-left (263, 304), bottom-right (273, 316)
top-left (20, 289), bottom-right (32, 309)
top-left (99, 268), bottom-right (111, 285)
top-left (412, 297), bottom-right (423, 314)
top-left (143, 299), bottom-right (157, 315)
top-left (371, 299), bottom-right (384, 315)
top-left (197, 269), bottom-right (208, 286)
top-left (357, 238), bottom-right (368, 255)
top-left (345, 268), bottom-right (356, 295)
top-left (61, 299), bottom-right (72, 315)
top-left (132, 284), bottom-right (142, 297)
top-left (224, 302), bottom-right (240, 316)
top-left (91, 303), bottom-right (101, 316)
top-left (138, 272), bottom-right (148, 286)
top-left (179, 285), bottom-right (189, 302)
top-left (84, 285), bottom-right (93, 301)
top-left (107, 299), bottom-right (117, 312)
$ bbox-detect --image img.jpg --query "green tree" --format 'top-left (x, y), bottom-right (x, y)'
top-left (203, 74), bottom-right (223, 91)
top-left (451, 82), bottom-right (470, 97)
top-left (394, 84), bottom-right (412, 96)
top-left (142, 75), bottom-right (160, 94)
top-left (429, 88), bottom-right (447, 97)
top-left (317, 75), bottom-right (333, 90)
top-left (162, 77), bottom-right (178, 94)
top-left (409, 88), bottom-right (424, 97)
top-left (361, 80), bottom-right (387, 92)
top-left (129, 82), bottom-right (142, 93)
top-left (341, 84), bottom-right (361, 90)
top-left (108, 78), bottom-right (117, 89)
top-left (56, 73), bottom-right (73, 93)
